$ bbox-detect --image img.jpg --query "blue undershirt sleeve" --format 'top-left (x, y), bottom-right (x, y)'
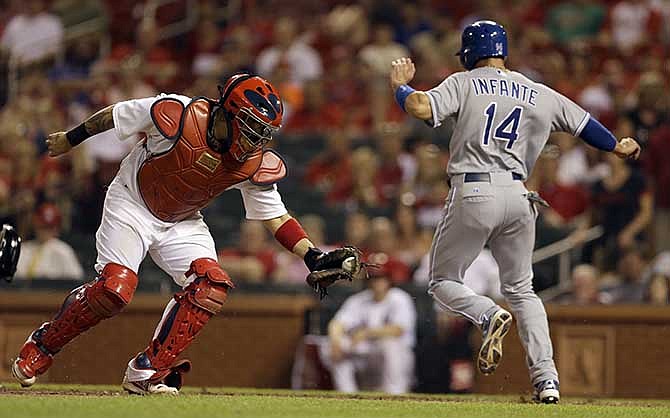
top-left (578, 117), bottom-right (617, 152)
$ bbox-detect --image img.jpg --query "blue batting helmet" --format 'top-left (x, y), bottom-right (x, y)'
top-left (457, 20), bottom-right (508, 70)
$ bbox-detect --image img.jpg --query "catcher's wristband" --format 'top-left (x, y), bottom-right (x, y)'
top-left (65, 123), bottom-right (90, 147)
top-left (274, 218), bottom-right (309, 252)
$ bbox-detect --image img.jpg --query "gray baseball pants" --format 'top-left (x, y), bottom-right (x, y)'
top-left (427, 172), bottom-right (558, 385)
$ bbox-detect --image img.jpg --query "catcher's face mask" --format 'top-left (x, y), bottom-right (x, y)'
top-left (229, 108), bottom-right (279, 161)
top-left (217, 74), bottom-right (283, 162)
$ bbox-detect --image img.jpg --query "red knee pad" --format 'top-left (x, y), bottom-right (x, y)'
top-left (186, 278), bottom-right (230, 314)
top-left (87, 263), bottom-right (138, 317)
top-left (186, 258), bottom-right (235, 288)
top-left (185, 258), bottom-right (233, 314)
top-left (36, 263), bottom-right (138, 353)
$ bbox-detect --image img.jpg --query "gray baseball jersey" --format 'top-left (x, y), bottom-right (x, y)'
top-left (424, 66), bottom-right (582, 387)
top-left (425, 66), bottom-right (589, 179)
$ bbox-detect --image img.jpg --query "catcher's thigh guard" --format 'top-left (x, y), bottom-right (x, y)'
top-left (33, 263), bottom-right (138, 354)
top-left (139, 258), bottom-right (233, 382)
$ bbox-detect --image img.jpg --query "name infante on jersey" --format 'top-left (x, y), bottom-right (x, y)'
top-left (471, 77), bottom-right (539, 107)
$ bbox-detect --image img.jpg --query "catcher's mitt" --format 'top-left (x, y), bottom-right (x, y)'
top-left (304, 246), bottom-right (368, 299)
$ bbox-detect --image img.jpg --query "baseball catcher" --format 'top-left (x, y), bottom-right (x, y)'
top-left (11, 73), bottom-right (365, 395)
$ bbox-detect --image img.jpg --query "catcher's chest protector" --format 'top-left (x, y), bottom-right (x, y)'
top-left (138, 98), bottom-right (286, 222)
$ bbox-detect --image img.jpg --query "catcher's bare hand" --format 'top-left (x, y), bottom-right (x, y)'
top-left (390, 57), bottom-right (416, 90)
top-left (613, 137), bottom-right (641, 160)
top-left (46, 132), bottom-right (72, 157)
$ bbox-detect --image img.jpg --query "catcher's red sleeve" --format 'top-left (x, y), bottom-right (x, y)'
top-left (274, 218), bottom-right (308, 251)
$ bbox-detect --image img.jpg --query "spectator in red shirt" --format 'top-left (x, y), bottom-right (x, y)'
top-left (283, 79), bottom-right (344, 134)
top-left (645, 124), bottom-right (670, 252)
top-left (304, 130), bottom-right (352, 196)
top-left (373, 122), bottom-right (414, 204)
top-left (366, 217), bottom-right (410, 284)
top-left (537, 155), bottom-right (590, 228)
top-left (402, 144), bottom-right (449, 228)
top-left (327, 146), bottom-right (385, 209)
top-left (218, 220), bottom-right (277, 283)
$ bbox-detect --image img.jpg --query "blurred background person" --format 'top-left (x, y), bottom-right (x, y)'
top-left (327, 266), bottom-right (416, 394)
top-left (554, 264), bottom-right (606, 305)
top-left (645, 252), bottom-right (670, 305)
top-left (1, 0), bottom-right (64, 69)
top-left (365, 217), bottom-right (410, 284)
top-left (645, 122), bottom-right (670, 253)
top-left (600, 248), bottom-right (649, 303)
top-left (218, 220), bottom-right (278, 283)
top-left (14, 202), bottom-right (83, 280)
top-left (256, 16), bottom-right (322, 86)
top-left (588, 152), bottom-right (653, 270)
top-left (394, 203), bottom-right (433, 271)
top-left (273, 214), bottom-right (333, 284)
top-left (340, 211), bottom-right (371, 253)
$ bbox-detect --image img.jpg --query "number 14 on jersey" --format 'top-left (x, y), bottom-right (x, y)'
top-left (483, 102), bottom-right (524, 149)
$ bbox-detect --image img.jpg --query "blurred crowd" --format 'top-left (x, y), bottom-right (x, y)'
top-left (0, 0), bottom-right (669, 305)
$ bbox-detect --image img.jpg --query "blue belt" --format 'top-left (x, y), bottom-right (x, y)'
top-left (463, 172), bottom-right (524, 183)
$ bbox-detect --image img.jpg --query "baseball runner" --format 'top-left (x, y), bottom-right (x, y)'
top-left (391, 21), bottom-right (641, 403)
top-left (11, 74), bottom-right (364, 395)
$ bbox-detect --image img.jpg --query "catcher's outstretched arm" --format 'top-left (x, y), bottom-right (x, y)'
top-left (263, 213), bottom-right (314, 258)
top-left (46, 105), bottom-right (115, 157)
top-left (264, 213), bottom-right (366, 299)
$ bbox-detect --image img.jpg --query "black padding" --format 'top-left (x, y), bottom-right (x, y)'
top-left (0, 224), bottom-right (21, 282)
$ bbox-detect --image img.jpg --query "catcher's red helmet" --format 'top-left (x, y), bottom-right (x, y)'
top-left (218, 74), bottom-right (283, 161)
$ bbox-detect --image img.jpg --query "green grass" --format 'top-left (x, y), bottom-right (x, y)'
top-left (1, 384), bottom-right (670, 418)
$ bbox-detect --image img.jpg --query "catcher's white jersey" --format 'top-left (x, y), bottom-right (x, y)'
top-left (94, 94), bottom-right (288, 285)
top-left (112, 94), bottom-right (288, 221)
top-left (426, 66), bottom-right (589, 179)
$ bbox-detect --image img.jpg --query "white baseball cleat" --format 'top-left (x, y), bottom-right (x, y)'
top-left (122, 379), bottom-right (179, 395)
top-left (533, 379), bottom-right (560, 404)
top-left (11, 358), bottom-right (37, 387)
top-left (478, 308), bottom-right (513, 375)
